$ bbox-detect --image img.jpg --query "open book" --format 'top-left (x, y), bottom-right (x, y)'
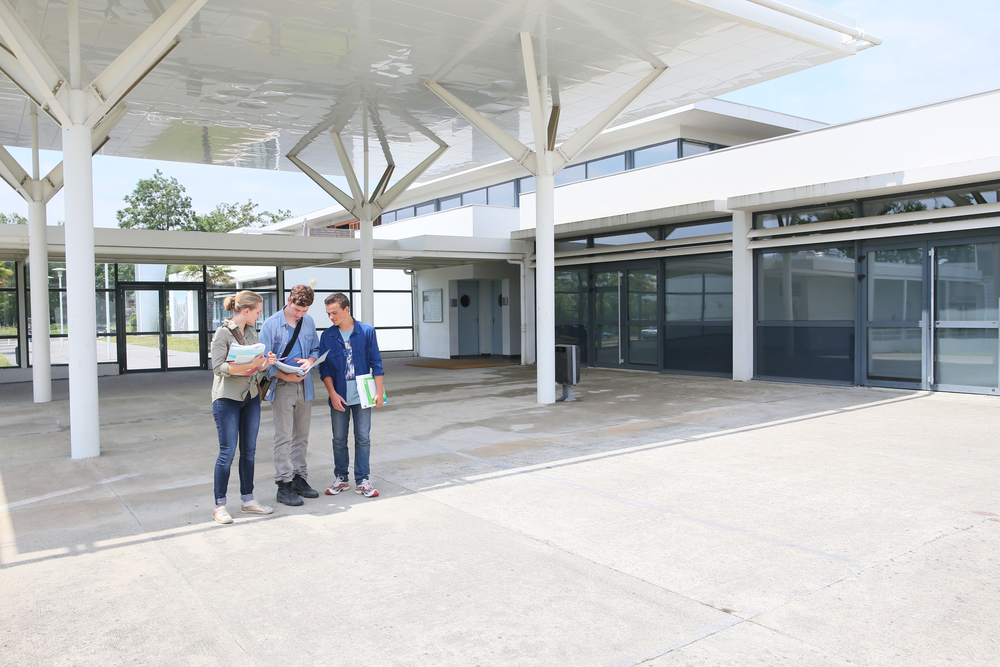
top-left (273, 349), bottom-right (329, 376)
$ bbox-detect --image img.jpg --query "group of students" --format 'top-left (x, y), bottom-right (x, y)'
top-left (209, 285), bottom-right (385, 525)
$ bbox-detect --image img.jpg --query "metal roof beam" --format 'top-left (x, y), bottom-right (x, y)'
top-left (0, 0), bottom-right (70, 125)
top-left (286, 154), bottom-right (359, 217)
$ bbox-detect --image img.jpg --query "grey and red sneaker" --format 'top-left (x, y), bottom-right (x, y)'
top-left (325, 478), bottom-right (351, 495)
top-left (355, 478), bottom-right (379, 498)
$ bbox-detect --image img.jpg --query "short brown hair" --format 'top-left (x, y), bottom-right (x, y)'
top-left (324, 292), bottom-right (351, 311)
top-left (288, 284), bottom-right (314, 307)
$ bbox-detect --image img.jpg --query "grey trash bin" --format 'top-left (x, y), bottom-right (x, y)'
top-left (555, 344), bottom-right (580, 402)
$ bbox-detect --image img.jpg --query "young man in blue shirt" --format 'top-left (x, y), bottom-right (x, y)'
top-left (318, 292), bottom-right (384, 498)
top-left (260, 284), bottom-right (320, 507)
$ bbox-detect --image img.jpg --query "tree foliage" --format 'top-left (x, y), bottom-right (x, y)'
top-left (116, 171), bottom-right (291, 234)
top-left (116, 170), bottom-right (196, 231)
top-left (0, 212), bottom-right (27, 225)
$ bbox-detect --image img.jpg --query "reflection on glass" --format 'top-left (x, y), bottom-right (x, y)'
top-left (380, 210), bottom-right (396, 223)
top-left (0, 337), bottom-right (16, 367)
top-left (168, 290), bottom-right (200, 331)
top-left (681, 141), bottom-right (711, 157)
top-left (462, 189), bottom-right (487, 205)
top-left (415, 202), bottom-right (435, 216)
top-left (666, 257), bottom-right (732, 322)
top-left (757, 205), bottom-right (855, 229)
top-left (519, 176), bottom-right (535, 194)
top-left (487, 182), bottom-right (516, 207)
top-left (628, 325), bottom-right (657, 365)
top-left (587, 154), bottom-right (625, 178)
top-left (868, 328), bottom-right (922, 383)
top-left (935, 329), bottom-right (998, 387)
top-left (395, 207), bottom-right (414, 220)
top-left (95, 292), bottom-right (116, 334)
top-left (125, 334), bottom-right (161, 370)
top-left (555, 239), bottom-right (588, 253)
top-left (593, 231), bottom-right (656, 246)
top-left (439, 195), bottom-right (461, 210)
top-left (633, 141), bottom-right (678, 168)
top-left (936, 243), bottom-right (998, 321)
top-left (555, 293), bottom-right (582, 322)
top-left (595, 325), bottom-right (619, 364)
top-left (96, 336), bottom-right (117, 363)
top-left (596, 292), bottom-right (618, 322)
top-left (166, 333), bottom-right (201, 368)
top-left (664, 325), bottom-right (732, 374)
top-left (0, 261), bottom-right (14, 289)
top-left (863, 181), bottom-right (999, 216)
top-left (124, 290), bottom-right (160, 333)
top-left (207, 265), bottom-right (276, 288)
top-left (868, 248), bottom-right (923, 322)
top-left (0, 292), bottom-right (16, 337)
top-left (665, 221), bottom-right (733, 240)
top-left (554, 164), bottom-right (585, 186)
top-left (758, 248), bottom-right (855, 321)
top-left (594, 271), bottom-right (619, 289)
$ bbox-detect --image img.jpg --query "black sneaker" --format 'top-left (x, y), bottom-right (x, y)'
top-left (276, 480), bottom-right (304, 506)
top-left (291, 474), bottom-right (319, 499)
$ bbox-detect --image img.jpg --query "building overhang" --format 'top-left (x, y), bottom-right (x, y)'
top-left (513, 199), bottom-right (731, 240)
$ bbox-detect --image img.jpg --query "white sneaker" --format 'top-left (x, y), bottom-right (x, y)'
top-left (241, 500), bottom-right (274, 515)
top-left (213, 506), bottom-right (233, 524)
top-left (325, 478), bottom-right (351, 495)
top-left (355, 478), bottom-right (379, 498)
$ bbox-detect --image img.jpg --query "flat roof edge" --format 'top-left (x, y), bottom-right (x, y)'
top-left (728, 156), bottom-right (1000, 212)
top-left (512, 200), bottom-right (730, 240)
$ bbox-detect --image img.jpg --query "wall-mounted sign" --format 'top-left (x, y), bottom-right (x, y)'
top-left (422, 289), bottom-right (443, 323)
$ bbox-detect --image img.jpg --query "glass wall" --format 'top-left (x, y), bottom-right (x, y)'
top-left (0, 261), bottom-right (17, 368)
top-left (664, 256), bottom-right (733, 374)
top-left (555, 269), bottom-right (589, 364)
top-left (757, 247), bottom-right (856, 382)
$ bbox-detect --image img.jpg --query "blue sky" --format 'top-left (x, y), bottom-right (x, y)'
top-left (1, 0), bottom-right (997, 228)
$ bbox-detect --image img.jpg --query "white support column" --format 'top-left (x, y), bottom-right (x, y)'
top-left (732, 210), bottom-right (754, 381)
top-left (359, 209), bottom-right (374, 323)
top-left (27, 198), bottom-right (50, 402)
top-left (534, 172), bottom-right (556, 403)
top-left (63, 111), bottom-right (100, 458)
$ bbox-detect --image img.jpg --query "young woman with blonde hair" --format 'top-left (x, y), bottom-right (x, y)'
top-left (210, 290), bottom-right (277, 524)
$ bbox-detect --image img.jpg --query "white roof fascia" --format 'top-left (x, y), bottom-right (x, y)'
top-left (729, 156), bottom-right (1000, 213)
top-left (512, 200), bottom-right (731, 240)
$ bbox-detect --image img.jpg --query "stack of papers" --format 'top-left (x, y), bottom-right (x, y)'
top-left (356, 373), bottom-right (388, 409)
top-left (227, 343), bottom-right (265, 376)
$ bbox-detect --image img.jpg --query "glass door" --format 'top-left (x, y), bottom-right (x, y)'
top-left (863, 245), bottom-right (925, 387)
top-left (118, 282), bottom-right (206, 372)
top-left (593, 270), bottom-right (622, 366)
top-left (121, 288), bottom-right (163, 371)
top-left (625, 267), bottom-right (658, 367)
top-left (931, 241), bottom-right (999, 393)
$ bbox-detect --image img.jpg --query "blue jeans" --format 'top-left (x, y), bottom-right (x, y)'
top-left (331, 402), bottom-right (371, 482)
top-left (213, 394), bottom-right (261, 505)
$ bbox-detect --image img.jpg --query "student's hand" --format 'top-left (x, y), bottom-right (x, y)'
top-left (280, 371), bottom-right (305, 383)
top-left (330, 393), bottom-right (346, 412)
top-left (294, 357), bottom-right (314, 372)
top-left (253, 353), bottom-right (267, 370)
top-left (375, 393), bottom-right (384, 408)
top-left (266, 352), bottom-right (277, 366)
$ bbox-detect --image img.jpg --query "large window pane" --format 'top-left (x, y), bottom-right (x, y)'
top-left (868, 248), bottom-right (923, 322)
top-left (628, 325), bottom-right (657, 366)
top-left (0, 337), bottom-right (15, 367)
top-left (664, 325), bottom-right (732, 374)
top-left (439, 195), bottom-right (461, 210)
top-left (587, 154), bottom-right (625, 178)
top-left (665, 220), bottom-right (732, 240)
top-left (633, 141), bottom-right (678, 168)
top-left (666, 256), bottom-right (733, 322)
top-left (758, 325), bottom-right (855, 382)
top-left (758, 248), bottom-right (855, 321)
top-left (285, 267), bottom-right (349, 291)
top-left (936, 329), bottom-right (998, 387)
top-left (373, 292), bottom-right (412, 328)
top-left (487, 182), bottom-right (516, 207)
top-left (167, 290), bottom-right (200, 332)
top-left (166, 334), bottom-right (201, 368)
top-left (0, 292), bottom-right (16, 335)
top-left (415, 202), bottom-right (436, 216)
top-left (681, 141), bottom-right (711, 157)
top-left (375, 328), bottom-right (412, 352)
top-left (95, 291), bottom-right (116, 334)
top-left (757, 205), bottom-right (856, 229)
top-left (0, 261), bottom-right (16, 288)
top-left (863, 181), bottom-right (1000, 216)
top-left (462, 189), bottom-right (487, 206)
top-left (868, 327), bottom-right (922, 383)
top-left (519, 176), bottom-right (535, 194)
top-left (936, 243), bottom-right (998, 321)
top-left (593, 230), bottom-right (656, 247)
top-left (554, 164), bottom-right (585, 186)
top-left (374, 269), bottom-right (411, 291)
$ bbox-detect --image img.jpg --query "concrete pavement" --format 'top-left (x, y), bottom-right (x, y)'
top-left (0, 360), bottom-right (997, 666)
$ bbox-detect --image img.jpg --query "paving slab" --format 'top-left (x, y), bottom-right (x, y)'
top-left (0, 360), bottom-right (997, 666)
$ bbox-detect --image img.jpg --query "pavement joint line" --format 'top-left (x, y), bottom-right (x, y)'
top-left (604, 615), bottom-right (744, 667)
top-left (0, 473), bottom-right (141, 511)
top-left (391, 434), bottom-right (861, 564)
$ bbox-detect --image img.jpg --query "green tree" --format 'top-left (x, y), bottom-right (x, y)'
top-left (192, 200), bottom-right (292, 233)
top-left (0, 212), bottom-right (27, 225)
top-left (116, 170), bottom-right (196, 231)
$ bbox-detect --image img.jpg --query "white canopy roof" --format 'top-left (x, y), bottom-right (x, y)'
top-left (0, 0), bottom-right (868, 184)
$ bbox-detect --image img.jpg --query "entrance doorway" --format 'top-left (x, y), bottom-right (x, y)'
top-left (117, 282), bottom-right (206, 373)
top-left (861, 239), bottom-right (999, 393)
top-left (592, 264), bottom-right (658, 369)
top-left (456, 280), bottom-right (480, 356)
